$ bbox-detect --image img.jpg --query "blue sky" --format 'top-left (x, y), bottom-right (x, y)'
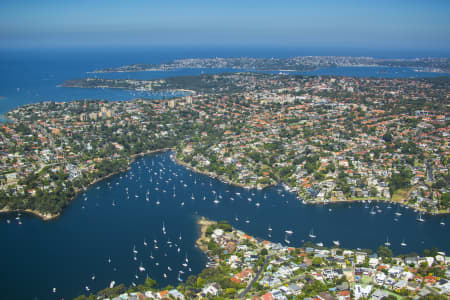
top-left (1, 0), bottom-right (449, 51)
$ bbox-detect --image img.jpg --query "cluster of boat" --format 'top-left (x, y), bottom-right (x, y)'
top-left (364, 201), bottom-right (446, 226)
top-left (5, 213), bottom-right (22, 225)
top-left (128, 223), bottom-right (190, 286)
top-left (43, 153), bottom-right (448, 295)
top-left (276, 227), bottom-right (340, 248)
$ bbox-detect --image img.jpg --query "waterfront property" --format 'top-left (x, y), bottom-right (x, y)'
top-left (74, 217), bottom-right (450, 300)
top-left (0, 54), bottom-right (448, 300)
top-left (1, 73), bottom-right (449, 220)
top-left (1, 152), bottom-right (449, 300)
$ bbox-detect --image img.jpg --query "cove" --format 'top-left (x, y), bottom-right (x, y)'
top-left (1, 151), bottom-right (449, 300)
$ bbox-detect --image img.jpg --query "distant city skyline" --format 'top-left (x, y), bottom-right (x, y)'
top-left (1, 0), bottom-right (449, 52)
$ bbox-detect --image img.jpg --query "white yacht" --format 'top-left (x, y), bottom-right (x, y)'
top-left (139, 262), bottom-right (146, 272)
top-left (416, 212), bottom-right (425, 222)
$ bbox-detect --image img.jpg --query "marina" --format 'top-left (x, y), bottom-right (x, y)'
top-left (0, 0), bottom-right (449, 294)
top-left (0, 151), bottom-right (449, 299)
top-left (0, 48), bottom-right (449, 299)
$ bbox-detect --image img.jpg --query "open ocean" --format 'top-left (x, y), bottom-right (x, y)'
top-left (0, 47), bottom-right (449, 299)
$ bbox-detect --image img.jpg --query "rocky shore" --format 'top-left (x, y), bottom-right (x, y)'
top-left (195, 216), bottom-right (217, 252)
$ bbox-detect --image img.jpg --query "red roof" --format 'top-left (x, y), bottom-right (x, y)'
top-left (261, 293), bottom-right (274, 300)
top-left (230, 276), bottom-right (241, 283)
top-left (159, 290), bottom-right (169, 298)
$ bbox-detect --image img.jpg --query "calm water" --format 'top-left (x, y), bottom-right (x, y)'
top-left (0, 48), bottom-right (449, 299)
top-left (1, 48), bottom-right (448, 115)
top-left (1, 152), bottom-right (449, 299)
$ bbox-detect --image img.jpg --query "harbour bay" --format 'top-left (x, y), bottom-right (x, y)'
top-left (1, 152), bottom-right (449, 299)
top-left (0, 48), bottom-right (449, 299)
top-left (1, 48), bottom-right (448, 115)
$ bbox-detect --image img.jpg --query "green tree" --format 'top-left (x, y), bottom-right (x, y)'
top-left (312, 257), bottom-right (322, 267)
top-left (144, 277), bottom-right (157, 289)
top-left (377, 245), bottom-right (393, 258)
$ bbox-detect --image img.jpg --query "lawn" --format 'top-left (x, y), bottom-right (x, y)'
top-left (391, 188), bottom-right (410, 203)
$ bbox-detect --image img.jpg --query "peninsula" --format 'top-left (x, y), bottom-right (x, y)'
top-left (91, 56), bottom-right (450, 74)
top-left (0, 73), bottom-right (449, 220)
top-left (74, 217), bottom-right (450, 300)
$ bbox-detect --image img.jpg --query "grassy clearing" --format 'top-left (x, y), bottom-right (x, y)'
top-left (391, 188), bottom-right (410, 203)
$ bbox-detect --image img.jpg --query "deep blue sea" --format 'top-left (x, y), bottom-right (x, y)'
top-left (1, 47), bottom-right (449, 115)
top-left (0, 47), bottom-right (449, 300)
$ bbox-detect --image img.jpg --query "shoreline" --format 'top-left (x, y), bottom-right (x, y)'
top-left (0, 168), bottom-right (130, 221)
top-left (308, 196), bottom-right (450, 216)
top-left (2, 148), bottom-right (448, 221)
top-left (195, 216), bottom-right (217, 252)
top-left (0, 208), bottom-right (57, 220)
top-left (59, 83), bottom-right (195, 96)
top-left (0, 148), bottom-right (172, 221)
top-left (88, 65), bottom-right (450, 75)
top-left (74, 215), bottom-right (450, 299)
top-left (173, 154), bottom-right (272, 190)
top-left (174, 154), bottom-right (449, 216)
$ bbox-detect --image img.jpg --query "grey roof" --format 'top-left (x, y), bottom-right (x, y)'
top-left (336, 282), bottom-right (349, 291)
top-left (372, 289), bottom-right (389, 299)
top-left (287, 283), bottom-right (301, 292)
